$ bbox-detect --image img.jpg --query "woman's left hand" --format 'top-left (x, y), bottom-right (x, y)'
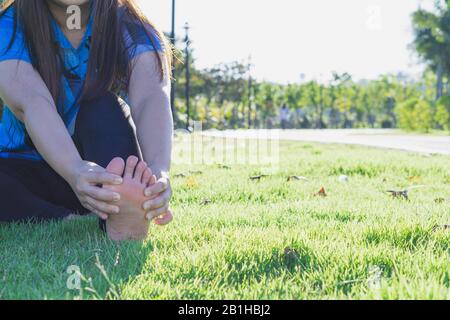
top-left (143, 176), bottom-right (174, 225)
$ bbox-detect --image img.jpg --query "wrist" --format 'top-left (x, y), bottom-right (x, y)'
top-left (63, 158), bottom-right (85, 187)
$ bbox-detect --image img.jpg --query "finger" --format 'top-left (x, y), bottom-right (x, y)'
top-left (145, 179), bottom-right (168, 197)
top-left (153, 211), bottom-right (174, 226)
top-left (87, 171), bottom-right (123, 185)
top-left (134, 161), bottom-right (147, 182)
top-left (86, 197), bottom-right (120, 215)
top-left (124, 156), bottom-right (139, 179)
top-left (143, 189), bottom-right (171, 211)
top-left (84, 203), bottom-right (108, 220)
top-left (85, 185), bottom-right (121, 202)
top-left (144, 175), bottom-right (158, 198)
top-left (146, 204), bottom-right (170, 221)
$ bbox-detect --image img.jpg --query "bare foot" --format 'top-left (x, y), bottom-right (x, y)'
top-left (103, 156), bottom-right (156, 241)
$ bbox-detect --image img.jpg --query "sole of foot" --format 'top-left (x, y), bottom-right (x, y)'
top-left (104, 156), bottom-right (155, 241)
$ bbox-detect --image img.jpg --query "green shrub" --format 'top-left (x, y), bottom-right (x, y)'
top-left (413, 99), bottom-right (434, 132)
top-left (435, 95), bottom-right (450, 130)
top-left (396, 98), bottom-right (434, 132)
top-left (396, 98), bottom-right (417, 131)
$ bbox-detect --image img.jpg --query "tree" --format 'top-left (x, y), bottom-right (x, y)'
top-left (435, 95), bottom-right (450, 129)
top-left (329, 72), bottom-right (352, 128)
top-left (412, 1), bottom-right (450, 100)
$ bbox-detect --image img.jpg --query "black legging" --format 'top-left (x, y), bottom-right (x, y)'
top-left (0, 92), bottom-right (142, 223)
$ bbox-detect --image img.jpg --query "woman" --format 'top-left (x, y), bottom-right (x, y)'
top-left (0, 0), bottom-right (174, 241)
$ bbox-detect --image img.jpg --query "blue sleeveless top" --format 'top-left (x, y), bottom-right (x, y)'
top-left (0, 5), bottom-right (162, 160)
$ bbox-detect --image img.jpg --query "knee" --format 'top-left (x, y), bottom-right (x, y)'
top-left (76, 92), bottom-right (131, 134)
top-left (0, 173), bottom-right (7, 190)
top-left (0, 172), bottom-right (18, 194)
top-left (85, 92), bottom-right (118, 107)
top-left (78, 92), bottom-right (120, 120)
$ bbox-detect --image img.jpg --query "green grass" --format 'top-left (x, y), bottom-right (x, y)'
top-left (0, 140), bottom-right (449, 300)
top-left (377, 129), bottom-right (450, 137)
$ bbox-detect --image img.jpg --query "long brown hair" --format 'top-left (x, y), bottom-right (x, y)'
top-left (0, 0), bottom-right (172, 106)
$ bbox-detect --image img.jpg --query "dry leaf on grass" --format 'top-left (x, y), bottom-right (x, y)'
top-left (434, 198), bottom-right (446, 204)
top-left (432, 225), bottom-right (450, 232)
top-left (250, 174), bottom-right (270, 181)
top-left (185, 176), bottom-right (199, 189)
top-left (408, 176), bottom-right (422, 183)
top-left (201, 199), bottom-right (212, 206)
top-left (387, 190), bottom-right (409, 200)
top-left (387, 185), bottom-right (427, 200)
top-left (315, 187), bottom-right (327, 197)
top-left (287, 175), bottom-right (309, 182)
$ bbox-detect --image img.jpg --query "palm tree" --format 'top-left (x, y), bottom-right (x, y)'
top-left (412, 0), bottom-right (450, 100)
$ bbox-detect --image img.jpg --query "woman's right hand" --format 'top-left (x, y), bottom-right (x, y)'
top-left (68, 160), bottom-right (124, 220)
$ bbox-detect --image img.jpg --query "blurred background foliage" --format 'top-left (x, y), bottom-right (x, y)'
top-left (0, 0), bottom-right (449, 132)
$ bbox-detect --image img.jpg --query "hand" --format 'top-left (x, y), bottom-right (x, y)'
top-left (68, 160), bottom-right (123, 220)
top-left (143, 176), bottom-right (173, 225)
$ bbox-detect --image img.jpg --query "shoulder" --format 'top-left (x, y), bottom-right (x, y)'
top-left (0, 5), bottom-right (15, 29)
top-left (118, 6), bottom-right (164, 60)
top-left (0, 6), bottom-right (31, 64)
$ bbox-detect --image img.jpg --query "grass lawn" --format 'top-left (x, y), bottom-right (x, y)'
top-left (0, 140), bottom-right (449, 300)
top-left (375, 129), bottom-right (450, 137)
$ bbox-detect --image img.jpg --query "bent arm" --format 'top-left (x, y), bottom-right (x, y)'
top-left (128, 52), bottom-right (173, 179)
top-left (0, 60), bottom-right (82, 184)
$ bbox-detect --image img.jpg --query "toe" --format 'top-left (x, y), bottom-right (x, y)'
top-left (142, 168), bottom-right (153, 185)
top-left (124, 156), bottom-right (139, 179)
top-left (134, 161), bottom-right (147, 183)
top-left (106, 158), bottom-right (125, 176)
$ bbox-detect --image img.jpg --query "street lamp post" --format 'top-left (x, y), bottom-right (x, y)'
top-left (184, 22), bottom-right (191, 130)
top-left (247, 57), bottom-right (253, 129)
top-left (170, 0), bottom-right (176, 122)
top-left (248, 74), bottom-right (252, 129)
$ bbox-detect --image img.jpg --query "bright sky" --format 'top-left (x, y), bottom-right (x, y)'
top-left (136, 0), bottom-right (436, 84)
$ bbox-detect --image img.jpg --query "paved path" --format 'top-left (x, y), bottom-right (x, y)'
top-left (203, 129), bottom-right (450, 155)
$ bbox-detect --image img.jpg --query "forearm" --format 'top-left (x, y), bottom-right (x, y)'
top-left (23, 97), bottom-right (82, 184)
top-left (128, 51), bottom-right (173, 179)
top-left (0, 61), bottom-right (82, 185)
top-left (135, 104), bottom-right (173, 179)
